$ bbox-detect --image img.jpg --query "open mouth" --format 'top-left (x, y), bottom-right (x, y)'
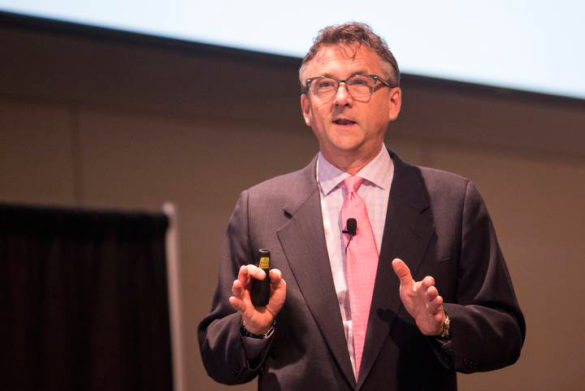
top-left (332, 119), bottom-right (357, 126)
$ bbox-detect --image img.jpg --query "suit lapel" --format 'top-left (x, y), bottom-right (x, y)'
top-left (277, 160), bottom-right (356, 389)
top-left (357, 152), bottom-right (435, 389)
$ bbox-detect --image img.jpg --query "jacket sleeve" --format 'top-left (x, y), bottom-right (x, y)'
top-left (439, 181), bottom-right (526, 373)
top-left (197, 190), bottom-right (272, 384)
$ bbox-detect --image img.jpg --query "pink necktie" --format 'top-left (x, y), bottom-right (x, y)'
top-left (341, 176), bottom-right (379, 379)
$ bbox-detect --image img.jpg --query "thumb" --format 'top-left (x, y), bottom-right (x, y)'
top-left (392, 258), bottom-right (413, 288)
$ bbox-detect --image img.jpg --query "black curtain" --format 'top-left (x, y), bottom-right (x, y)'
top-left (1, 203), bottom-right (173, 391)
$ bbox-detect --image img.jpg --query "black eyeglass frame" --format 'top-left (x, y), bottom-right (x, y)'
top-left (302, 74), bottom-right (394, 99)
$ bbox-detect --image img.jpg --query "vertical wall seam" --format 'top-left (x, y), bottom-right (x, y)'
top-left (69, 104), bottom-right (84, 206)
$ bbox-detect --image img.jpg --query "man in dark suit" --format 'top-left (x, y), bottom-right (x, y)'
top-left (198, 23), bottom-right (525, 390)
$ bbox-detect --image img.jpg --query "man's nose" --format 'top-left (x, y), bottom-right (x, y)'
top-left (334, 82), bottom-right (352, 106)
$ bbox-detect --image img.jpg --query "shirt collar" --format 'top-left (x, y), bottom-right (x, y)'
top-left (317, 145), bottom-right (394, 196)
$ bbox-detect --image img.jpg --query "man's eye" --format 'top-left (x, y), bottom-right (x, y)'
top-left (316, 80), bottom-right (335, 89)
top-left (349, 77), bottom-right (369, 86)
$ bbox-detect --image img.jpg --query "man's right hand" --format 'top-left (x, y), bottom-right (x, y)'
top-left (229, 265), bottom-right (286, 335)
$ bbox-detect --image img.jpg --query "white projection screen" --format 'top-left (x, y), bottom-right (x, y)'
top-left (1, 0), bottom-right (584, 99)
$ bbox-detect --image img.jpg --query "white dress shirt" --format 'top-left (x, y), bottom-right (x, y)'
top-left (316, 145), bottom-right (394, 375)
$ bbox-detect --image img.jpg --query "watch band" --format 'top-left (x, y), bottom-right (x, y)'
top-left (240, 321), bottom-right (276, 339)
top-left (440, 312), bottom-right (451, 339)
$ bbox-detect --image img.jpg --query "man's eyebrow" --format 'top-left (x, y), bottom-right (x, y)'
top-left (318, 70), bottom-right (370, 79)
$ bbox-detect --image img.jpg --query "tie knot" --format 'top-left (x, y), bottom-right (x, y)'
top-left (342, 176), bottom-right (364, 193)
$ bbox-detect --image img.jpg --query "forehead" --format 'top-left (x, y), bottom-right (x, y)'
top-left (304, 43), bottom-right (385, 78)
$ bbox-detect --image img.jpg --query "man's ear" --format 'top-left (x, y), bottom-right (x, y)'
top-left (300, 93), bottom-right (312, 127)
top-left (387, 87), bottom-right (402, 122)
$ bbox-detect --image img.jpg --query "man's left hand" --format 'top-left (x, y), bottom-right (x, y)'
top-left (391, 258), bottom-right (446, 336)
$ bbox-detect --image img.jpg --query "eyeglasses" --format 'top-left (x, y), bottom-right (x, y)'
top-left (303, 74), bottom-right (393, 102)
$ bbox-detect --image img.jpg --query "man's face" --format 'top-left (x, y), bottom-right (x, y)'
top-left (300, 44), bottom-right (401, 164)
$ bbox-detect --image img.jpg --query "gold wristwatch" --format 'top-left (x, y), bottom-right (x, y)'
top-left (439, 312), bottom-right (451, 339)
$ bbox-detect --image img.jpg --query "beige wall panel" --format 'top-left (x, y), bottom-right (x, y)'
top-left (397, 83), bottom-right (585, 160)
top-left (385, 133), bottom-right (428, 166)
top-left (76, 106), bottom-right (318, 390)
top-left (0, 99), bottom-right (76, 206)
top-left (0, 27), bottom-right (303, 130)
top-left (426, 144), bottom-right (585, 391)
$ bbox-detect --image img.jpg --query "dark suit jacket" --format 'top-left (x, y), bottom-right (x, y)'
top-left (198, 152), bottom-right (525, 391)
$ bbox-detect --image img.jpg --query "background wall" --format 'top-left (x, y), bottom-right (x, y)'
top-left (2, 15), bottom-right (584, 391)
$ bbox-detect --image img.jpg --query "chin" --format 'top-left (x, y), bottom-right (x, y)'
top-left (326, 144), bottom-right (364, 157)
top-left (331, 136), bottom-right (364, 152)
